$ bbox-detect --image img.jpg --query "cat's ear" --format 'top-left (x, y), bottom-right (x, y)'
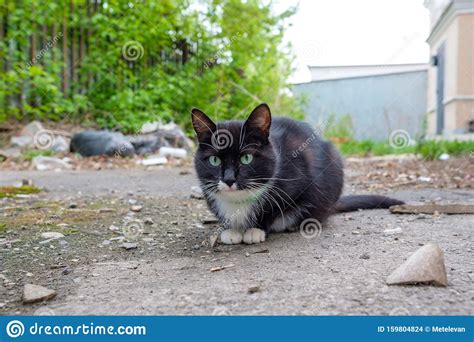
top-left (191, 108), bottom-right (216, 141)
top-left (245, 103), bottom-right (272, 140)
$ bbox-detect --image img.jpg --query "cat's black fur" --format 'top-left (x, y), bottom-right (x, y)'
top-left (192, 103), bottom-right (404, 233)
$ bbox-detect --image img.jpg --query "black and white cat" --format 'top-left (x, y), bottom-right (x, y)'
top-left (191, 103), bottom-right (403, 245)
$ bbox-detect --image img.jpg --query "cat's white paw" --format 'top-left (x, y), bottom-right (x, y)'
top-left (243, 228), bottom-right (266, 244)
top-left (220, 228), bottom-right (243, 244)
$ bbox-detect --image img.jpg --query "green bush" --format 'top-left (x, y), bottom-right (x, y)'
top-left (0, 0), bottom-right (303, 132)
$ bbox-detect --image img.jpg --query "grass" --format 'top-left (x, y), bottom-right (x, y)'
top-left (22, 149), bottom-right (55, 161)
top-left (0, 185), bottom-right (42, 198)
top-left (338, 140), bottom-right (474, 159)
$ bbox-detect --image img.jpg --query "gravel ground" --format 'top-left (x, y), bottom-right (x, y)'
top-left (0, 163), bottom-right (473, 315)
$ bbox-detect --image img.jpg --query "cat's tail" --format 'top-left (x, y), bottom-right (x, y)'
top-left (334, 195), bottom-right (404, 213)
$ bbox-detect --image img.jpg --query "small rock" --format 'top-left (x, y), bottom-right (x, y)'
top-left (386, 243), bottom-right (448, 287)
top-left (352, 230), bottom-right (360, 235)
top-left (68, 203), bottom-right (78, 209)
top-left (144, 217), bottom-right (154, 225)
top-left (130, 205), bottom-right (143, 212)
top-left (248, 286), bottom-right (261, 294)
top-left (40, 232), bottom-right (65, 240)
top-left (99, 208), bottom-right (115, 213)
top-left (360, 252), bottom-right (370, 260)
top-left (192, 244), bottom-right (200, 250)
top-left (120, 242), bottom-right (138, 250)
top-left (138, 156), bottom-right (168, 166)
top-left (23, 284), bottom-right (57, 304)
top-left (109, 225), bottom-right (120, 232)
top-left (62, 267), bottom-right (72, 275)
top-left (32, 156), bottom-right (72, 171)
top-left (128, 199), bottom-right (138, 205)
top-left (158, 146), bottom-right (187, 159)
top-left (101, 240), bottom-right (111, 246)
top-left (384, 227), bottom-right (403, 235)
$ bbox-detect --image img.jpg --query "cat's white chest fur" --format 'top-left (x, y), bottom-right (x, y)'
top-left (211, 191), bottom-right (256, 229)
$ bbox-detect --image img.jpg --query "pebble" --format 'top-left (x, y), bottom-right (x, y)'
top-left (120, 242), bottom-right (138, 250)
top-left (144, 217), bottom-right (154, 225)
top-left (40, 232), bottom-right (65, 240)
top-left (23, 284), bottom-right (57, 304)
top-left (130, 205), bottom-right (143, 212)
top-left (360, 253), bottom-right (370, 260)
top-left (68, 203), bottom-right (78, 209)
top-left (109, 225), bottom-right (120, 232)
top-left (384, 227), bottom-right (403, 235)
top-left (248, 286), bottom-right (261, 294)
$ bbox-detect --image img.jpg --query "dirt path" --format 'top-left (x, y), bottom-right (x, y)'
top-left (1, 168), bottom-right (473, 315)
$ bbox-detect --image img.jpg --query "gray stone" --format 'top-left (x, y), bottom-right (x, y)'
top-left (23, 284), bottom-right (57, 304)
top-left (40, 232), bottom-right (65, 239)
top-left (32, 156), bottom-right (72, 171)
top-left (386, 243), bottom-right (448, 287)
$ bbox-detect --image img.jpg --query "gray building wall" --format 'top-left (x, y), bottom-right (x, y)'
top-left (293, 71), bottom-right (427, 141)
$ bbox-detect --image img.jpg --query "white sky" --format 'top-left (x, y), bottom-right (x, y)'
top-left (274, 0), bottom-right (431, 83)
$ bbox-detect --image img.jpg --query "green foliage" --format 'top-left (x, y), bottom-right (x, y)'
top-left (323, 113), bottom-right (354, 140)
top-left (22, 148), bottom-right (55, 161)
top-left (0, 0), bottom-right (302, 132)
top-left (339, 139), bottom-right (473, 159)
top-left (416, 139), bottom-right (474, 160)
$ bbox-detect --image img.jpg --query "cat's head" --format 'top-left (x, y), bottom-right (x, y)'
top-left (191, 104), bottom-right (276, 200)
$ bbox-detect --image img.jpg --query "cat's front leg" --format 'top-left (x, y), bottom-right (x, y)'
top-left (243, 228), bottom-right (266, 244)
top-left (220, 228), bottom-right (244, 244)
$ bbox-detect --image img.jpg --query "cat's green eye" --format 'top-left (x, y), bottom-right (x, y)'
top-left (240, 154), bottom-right (253, 165)
top-left (208, 156), bottom-right (221, 167)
